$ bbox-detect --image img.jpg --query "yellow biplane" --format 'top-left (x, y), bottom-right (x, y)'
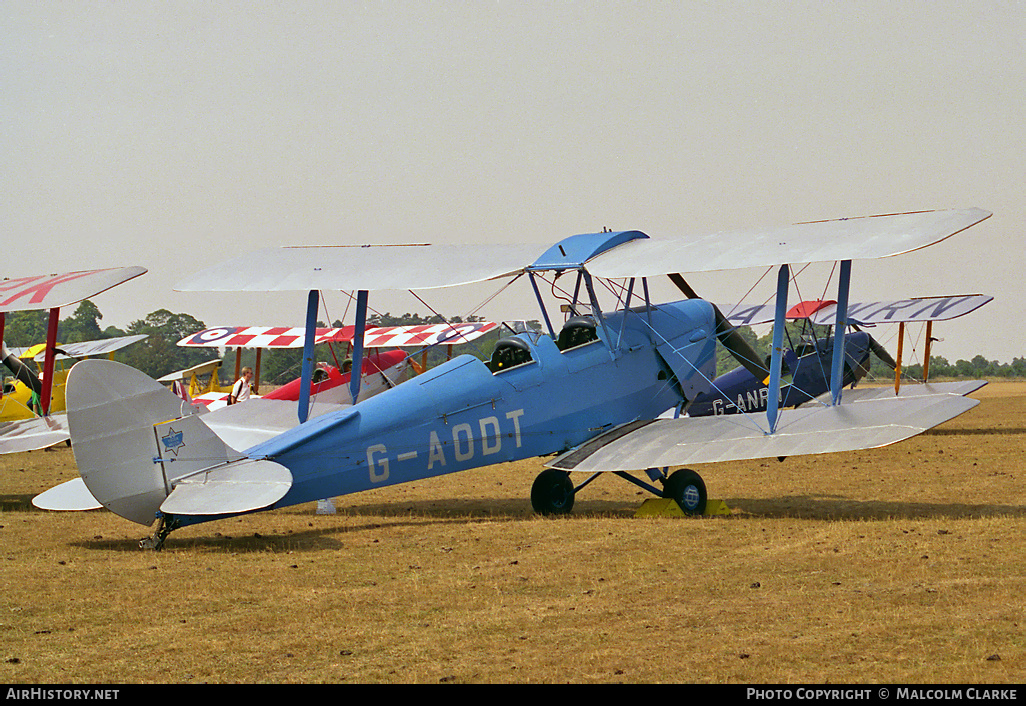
top-left (1, 335), bottom-right (148, 422)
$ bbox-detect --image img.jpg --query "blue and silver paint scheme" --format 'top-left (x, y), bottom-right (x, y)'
top-left (166, 230), bottom-right (718, 527)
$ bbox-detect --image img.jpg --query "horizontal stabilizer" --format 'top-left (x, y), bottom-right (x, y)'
top-left (32, 478), bottom-right (102, 512)
top-left (0, 415), bottom-right (69, 455)
top-left (548, 384), bottom-right (983, 472)
top-left (67, 359), bottom-right (232, 525)
top-left (160, 458), bottom-right (292, 517)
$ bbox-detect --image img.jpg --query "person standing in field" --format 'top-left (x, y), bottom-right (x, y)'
top-left (228, 366), bottom-right (253, 405)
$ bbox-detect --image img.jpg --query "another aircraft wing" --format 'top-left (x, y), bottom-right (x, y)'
top-left (0, 267), bottom-right (147, 313)
top-left (156, 359), bottom-right (223, 383)
top-left (720, 294), bottom-right (992, 328)
top-left (808, 295), bottom-right (993, 326)
top-left (362, 321), bottom-right (498, 347)
top-left (37, 334), bottom-right (149, 362)
top-left (547, 381), bottom-right (984, 472)
top-left (178, 326), bottom-right (354, 349)
top-left (177, 322), bottom-right (498, 349)
top-left (0, 415), bottom-right (70, 454)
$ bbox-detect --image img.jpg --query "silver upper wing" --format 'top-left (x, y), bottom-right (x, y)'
top-left (173, 209), bottom-right (990, 293)
top-left (175, 243), bottom-right (549, 292)
top-left (584, 208), bottom-right (991, 278)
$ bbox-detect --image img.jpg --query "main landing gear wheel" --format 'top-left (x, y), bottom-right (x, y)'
top-left (531, 469), bottom-right (575, 515)
top-left (662, 468), bottom-right (707, 515)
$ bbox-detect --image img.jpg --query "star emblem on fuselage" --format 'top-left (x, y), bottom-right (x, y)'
top-left (161, 426), bottom-right (185, 457)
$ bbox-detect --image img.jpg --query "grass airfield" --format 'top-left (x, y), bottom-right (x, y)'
top-left (1, 381), bottom-right (1024, 683)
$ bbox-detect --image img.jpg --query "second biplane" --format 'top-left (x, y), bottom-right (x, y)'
top-left (61, 208), bottom-right (992, 548)
top-left (172, 320), bottom-right (497, 408)
top-left (687, 294), bottom-right (992, 417)
top-left (0, 267), bottom-right (146, 455)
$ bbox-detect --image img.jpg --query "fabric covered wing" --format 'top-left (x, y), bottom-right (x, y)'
top-left (178, 326), bottom-right (353, 349)
top-left (808, 294), bottom-right (993, 326)
top-left (0, 415), bottom-right (70, 454)
top-left (175, 243), bottom-right (549, 292)
top-left (0, 267), bottom-right (146, 312)
top-left (547, 382), bottom-right (983, 472)
top-left (43, 334), bottom-right (149, 361)
top-left (585, 209), bottom-right (990, 277)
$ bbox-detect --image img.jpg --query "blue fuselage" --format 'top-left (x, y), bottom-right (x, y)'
top-left (236, 299), bottom-right (717, 511)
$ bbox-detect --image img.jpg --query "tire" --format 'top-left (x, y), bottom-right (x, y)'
top-left (663, 468), bottom-right (707, 515)
top-left (531, 469), bottom-right (575, 515)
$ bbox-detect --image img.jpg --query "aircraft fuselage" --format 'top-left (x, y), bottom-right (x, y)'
top-left (225, 299), bottom-right (718, 514)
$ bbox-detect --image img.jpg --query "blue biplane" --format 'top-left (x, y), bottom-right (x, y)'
top-left (60, 208), bottom-right (992, 549)
top-left (688, 293), bottom-right (992, 417)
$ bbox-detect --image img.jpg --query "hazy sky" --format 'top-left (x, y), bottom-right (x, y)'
top-left (4, 2), bottom-right (1023, 364)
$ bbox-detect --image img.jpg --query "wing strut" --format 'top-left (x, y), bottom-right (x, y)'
top-left (894, 321), bottom-right (905, 394)
top-left (766, 265), bottom-right (789, 433)
top-left (349, 290), bottom-right (368, 403)
top-left (298, 290), bottom-right (319, 423)
top-left (528, 273), bottom-right (557, 338)
top-left (829, 260), bottom-right (852, 405)
top-left (40, 307), bottom-right (60, 416)
top-left (922, 321), bottom-right (934, 382)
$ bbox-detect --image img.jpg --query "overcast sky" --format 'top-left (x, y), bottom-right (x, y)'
top-left (4, 2), bottom-right (1023, 364)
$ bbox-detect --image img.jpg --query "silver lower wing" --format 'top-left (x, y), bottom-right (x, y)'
top-left (548, 382), bottom-right (985, 472)
top-left (0, 415), bottom-right (70, 454)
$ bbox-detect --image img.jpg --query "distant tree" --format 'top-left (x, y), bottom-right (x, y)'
top-left (118, 309), bottom-right (210, 379)
top-left (1, 310), bottom-right (48, 348)
top-left (717, 325), bottom-right (766, 376)
top-left (1012, 357), bottom-right (1026, 377)
top-left (57, 300), bottom-right (105, 343)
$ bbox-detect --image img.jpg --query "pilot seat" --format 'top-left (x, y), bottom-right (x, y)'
top-left (488, 338), bottom-right (533, 373)
top-left (556, 316), bottom-right (599, 351)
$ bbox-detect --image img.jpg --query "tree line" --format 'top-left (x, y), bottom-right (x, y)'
top-left (2, 301), bottom-right (1021, 385)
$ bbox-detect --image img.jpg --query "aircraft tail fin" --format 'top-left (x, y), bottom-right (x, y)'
top-left (66, 359), bottom-right (248, 526)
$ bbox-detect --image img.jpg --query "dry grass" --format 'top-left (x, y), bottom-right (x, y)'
top-left (2, 381), bottom-right (1025, 683)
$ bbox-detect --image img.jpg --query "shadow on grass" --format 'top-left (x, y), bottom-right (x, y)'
top-left (1, 493), bottom-right (36, 512)
top-left (925, 427), bottom-right (1026, 436)
top-left (66, 493), bottom-right (1026, 554)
